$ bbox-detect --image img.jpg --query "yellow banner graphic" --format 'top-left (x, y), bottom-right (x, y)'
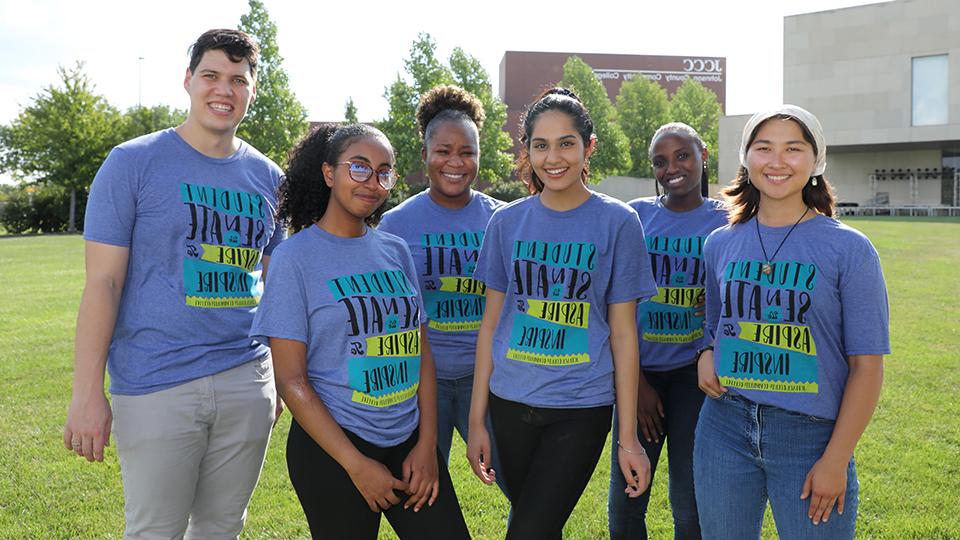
top-left (186, 296), bottom-right (258, 308)
top-left (351, 383), bottom-right (419, 407)
top-left (737, 322), bottom-right (817, 356)
top-left (200, 244), bottom-right (261, 271)
top-left (429, 320), bottom-right (482, 332)
top-left (526, 300), bottom-right (590, 328)
top-left (719, 377), bottom-right (818, 394)
top-left (506, 348), bottom-right (590, 366)
top-left (438, 276), bottom-right (485, 296)
top-left (643, 328), bottom-right (703, 343)
top-left (649, 287), bottom-right (703, 307)
top-left (366, 328), bottom-right (420, 357)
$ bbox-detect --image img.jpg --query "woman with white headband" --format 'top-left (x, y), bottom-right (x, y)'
top-left (695, 105), bottom-right (890, 538)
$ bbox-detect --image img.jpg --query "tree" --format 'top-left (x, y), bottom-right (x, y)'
top-left (449, 48), bottom-right (514, 185)
top-left (237, 0), bottom-right (308, 167)
top-left (122, 105), bottom-right (186, 141)
top-left (0, 63), bottom-right (125, 232)
top-left (668, 79), bottom-right (722, 182)
top-left (377, 34), bottom-right (514, 187)
top-left (344, 98), bottom-right (358, 123)
top-left (559, 56), bottom-right (632, 180)
top-left (616, 75), bottom-right (670, 178)
top-left (377, 34), bottom-right (453, 181)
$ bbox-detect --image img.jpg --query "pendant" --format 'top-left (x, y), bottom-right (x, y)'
top-left (762, 263), bottom-right (772, 275)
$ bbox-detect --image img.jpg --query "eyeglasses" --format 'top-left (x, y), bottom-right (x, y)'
top-left (336, 161), bottom-right (398, 190)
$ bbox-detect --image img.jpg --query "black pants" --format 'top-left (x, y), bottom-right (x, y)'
top-left (286, 419), bottom-right (470, 540)
top-left (489, 392), bottom-right (613, 540)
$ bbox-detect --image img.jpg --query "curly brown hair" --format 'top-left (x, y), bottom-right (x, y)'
top-left (416, 85), bottom-right (485, 144)
top-left (277, 123), bottom-right (392, 232)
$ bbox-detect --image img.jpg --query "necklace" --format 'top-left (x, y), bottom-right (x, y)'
top-left (756, 207), bottom-right (809, 275)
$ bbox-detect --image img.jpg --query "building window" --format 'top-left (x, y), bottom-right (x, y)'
top-left (912, 55), bottom-right (948, 126)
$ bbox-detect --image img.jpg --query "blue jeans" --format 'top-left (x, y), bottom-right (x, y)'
top-left (694, 393), bottom-right (859, 540)
top-left (437, 374), bottom-right (509, 497)
top-left (608, 363), bottom-right (704, 540)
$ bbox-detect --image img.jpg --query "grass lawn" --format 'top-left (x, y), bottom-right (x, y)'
top-left (1, 217), bottom-right (957, 539)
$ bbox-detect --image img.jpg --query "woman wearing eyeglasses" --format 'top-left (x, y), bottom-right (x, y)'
top-left (379, 85), bottom-right (509, 497)
top-left (250, 123), bottom-right (470, 539)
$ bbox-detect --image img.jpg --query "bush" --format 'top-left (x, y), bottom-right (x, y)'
top-left (0, 184), bottom-right (86, 234)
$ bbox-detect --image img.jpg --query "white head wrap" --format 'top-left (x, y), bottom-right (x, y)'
top-left (739, 104), bottom-right (827, 177)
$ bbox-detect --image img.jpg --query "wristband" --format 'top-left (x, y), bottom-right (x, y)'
top-left (617, 440), bottom-right (646, 455)
top-left (695, 345), bottom-right (714, 362)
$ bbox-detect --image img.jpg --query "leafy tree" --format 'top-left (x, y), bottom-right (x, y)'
top-left (0, 63), bottom-right (124, 232)
top-left (122, 105), bottom-right (186, 140)
top-left (449, 48), bottom-right (514, 185)
top-left (237, 0), bottom-right (308, 167)
top-left (668, 79), bottom-right (722, 181)
top-left (559, 56), bottom-right (632, 180)
top-left (377, 34), bottom-right (514, 188)
top-left (377, 34), bottom-right (453, 181)
top-left (344, 98), bottom-right (358, 123)
top-left (616, 75), bottom-right (670, 178)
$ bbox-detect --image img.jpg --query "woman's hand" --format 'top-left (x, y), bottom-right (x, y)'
top-left (693, 290), bottom-right (706, 317)
top-left (801, 455), bottom-right (849, 525)
top-left (401, 438), bottom-right (439, 511)
top-left (636, 380), bottom-right (664, 443)
top-left (346, 455), bottom-right (409, 513)
top-left (697, 349), bottom-right (727, 398)
top-left (466, 422), bottom-right (496, 485)
top-left (617, 439), bottom-right (651, 498)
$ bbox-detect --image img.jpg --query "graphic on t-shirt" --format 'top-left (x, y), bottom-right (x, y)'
top-left (716, 260), bottom-right (819, 393)
top-left (329, 269), bottom-right (422, 407)
top-left (641, 234), bottom-right (707, 343)
top-left (420, 230), bottom-right (486, 332)
top-left (507, 240), bottom-right (594, 366)
top-left (181, 182), bottom-right (268, 308)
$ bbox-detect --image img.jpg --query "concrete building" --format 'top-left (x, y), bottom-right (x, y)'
top-left (719, 0), bottom-right (960, 209)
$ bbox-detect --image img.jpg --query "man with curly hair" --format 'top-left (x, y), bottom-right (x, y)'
top-left (63, 29), bottom-right (284, 538)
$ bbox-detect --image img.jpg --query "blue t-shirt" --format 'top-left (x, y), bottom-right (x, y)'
top-left (630, 197), bottom-right (728, 371)
top-left (84, 128), bottom-right (284, 396)
top-left (379, 190), bottom-right (504, 380)
top-left (474, 192), bottom-right (659, 408)
top-left (703, 215), bottom-right (890, 419)
top-left (250, 226), bottom-right (426, 447)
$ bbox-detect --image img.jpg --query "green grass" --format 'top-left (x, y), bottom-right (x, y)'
top-left (1, 217), bottom-right (957, 539)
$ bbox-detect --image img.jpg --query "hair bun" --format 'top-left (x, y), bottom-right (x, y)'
top-left (416, 85), bottom-right (486, 138)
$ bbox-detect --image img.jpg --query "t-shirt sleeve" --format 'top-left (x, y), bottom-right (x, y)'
top-left (263, 219), bottom-right (286, 256)
top-left (474, 216), bottom-right (508, 292)
top-left (378, 211), bottom-right (397, 233)
top-left (83, 147), bottom-right (137, 247)
top-left (606, 213), bottom-right (658, 304)
top-left (703, 233), bottom-right (721, 345)
top-left (397, 240), bottom-right (428, 326)
top-left (250, 247), bottom-right (309, 346)
top-left (839, 241), bottom-right (891, 356)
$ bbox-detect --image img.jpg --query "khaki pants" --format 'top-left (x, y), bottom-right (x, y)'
top-left (111, 357), bottom-right (276, 540)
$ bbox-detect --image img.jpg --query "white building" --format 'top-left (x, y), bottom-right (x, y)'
top-left (719, 0), bottom-right (960, 210)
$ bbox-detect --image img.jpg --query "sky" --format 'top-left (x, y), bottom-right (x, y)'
top-left (0, 0), bottom-right (886, 181)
